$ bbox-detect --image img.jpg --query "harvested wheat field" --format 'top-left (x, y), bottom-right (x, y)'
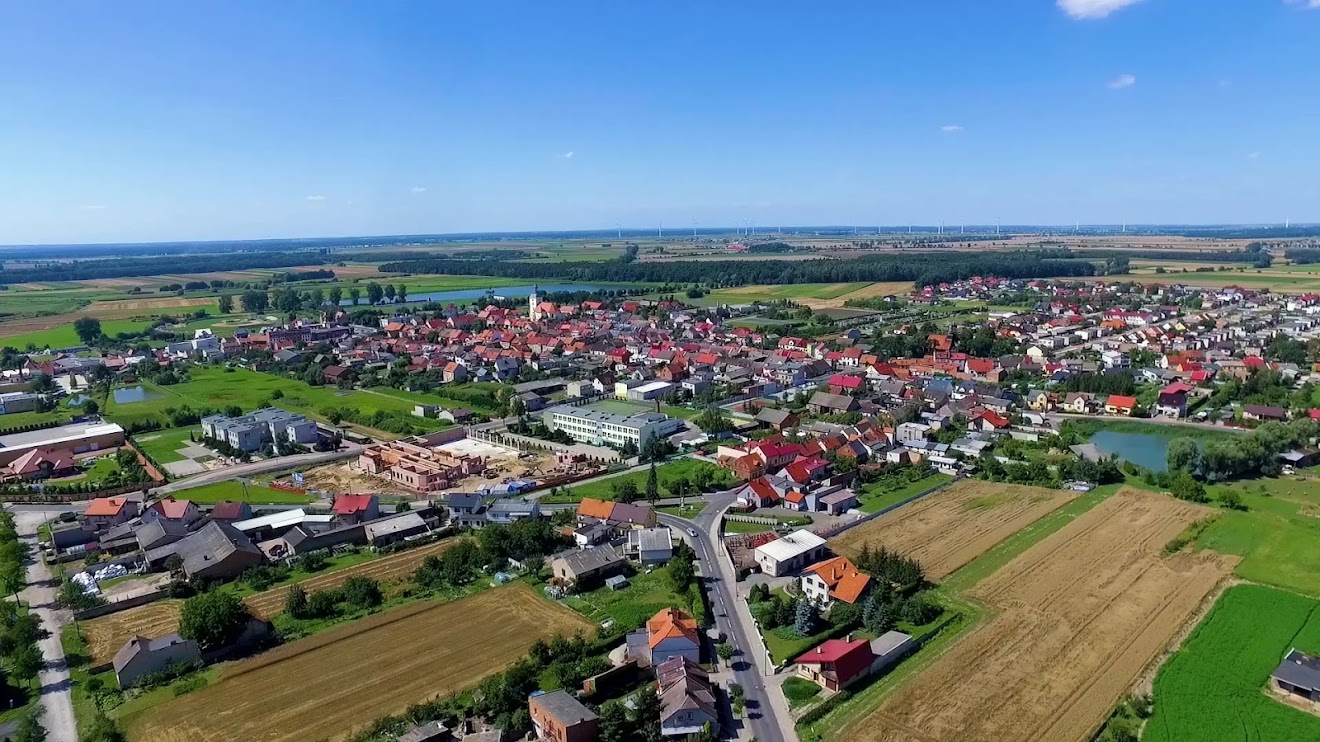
top-left (84, 296), bottom-right (217, 312)
top-left (81, 601), bottom-right (183, 666)
top-left (826, 281), bottom-right (916, 305)
top-left (243, 538), bottom-right (460, 618)
top-left (123, 582), bottom-right (592, 742)
top-left (830, 481), bottom-right (1072, 580)
top-left (849, 489), bottom-right (1237, 742)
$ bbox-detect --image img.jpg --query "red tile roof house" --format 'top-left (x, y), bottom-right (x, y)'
top-left (794, 638), bottom-right (875, 692)
top-left (209, 501), bottom-right (254, 522)
top-left (330, 494), bottom-right (380, 525)
top-left (2, 448), bottom-right (76, 482)
top-left (143, 497), bottom-right (201, 526)
top-left (81, 496), bottom-right (140, 533)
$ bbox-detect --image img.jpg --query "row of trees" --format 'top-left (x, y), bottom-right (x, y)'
top-left (0, 251), bottom-right (333, 285)
top-left (1167, 418), bottom-right (1320, 481)
top-left (378, 250), bottom-right (1097, 289)
top-left (284, 576), bottom-right (383, 621)
top-left (239, 282), bottom-right (415, 314)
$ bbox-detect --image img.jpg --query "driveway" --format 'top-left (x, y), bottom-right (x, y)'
top-left (658, 492), bottom-right (796, 742)
top-left (10, 507), bottom-right (78, 742)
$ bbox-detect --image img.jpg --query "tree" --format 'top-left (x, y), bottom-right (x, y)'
top-left (396, 283), bottom-right (408, 303)
top-left (11, 643), bottom-right (44, 687)
top-left (384, 284), bottom-right (397, 302)
top-left (82, 711), bottom-right (127, 742)
top-left (80, 398), bottom-right (100, 416)
top-left (339, 576), bottom-right (383, 609)
top-left (284, 584), bottom-right (309, 619)
top-left (614, 479), bottom-right (640, 503)
top-left (1166, 438), bottom-right (1202, 475)
top-left (695, 405), bottom-right (732, 434)
top-left (1219, 490), bottom-right (1247, 511)
top-left (241, 290), bottom-right (269, 313)
top-left (349, 287), bottom-right (361, 305)
top-left (793, 595), bottom-right (817, 637)
top-left (217, 294), bottom-right (234, 314)
top-left (328, 286), bottom-right (343, 307)
top-left (645, 462), bottom-right (660, 503)
top-left (178, 590), bottom-right (252, 651)
top-left (669, 553), bottom-right (695, 594)
top-left (366, 282), bottom-right (384, 304)
top-left (12, 708), bottom-right (45, 742)
top-left (73, 317), bottom-right (102, 345)
top-left (667, 475), bottom-right (689, 501)
top-left (631, 686), bottom-right (663, 742)
top-left (717, 642), bottom-right (734, 666)
top-left (599, 700), bottom-right (631, 742)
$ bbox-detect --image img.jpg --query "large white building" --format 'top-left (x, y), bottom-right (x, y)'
top-left (753, 530), bottom-right (827, 577)
top-left (201, 407), bottom-right (318, 452)
top-left (542, 405), bottom-right (683, 449)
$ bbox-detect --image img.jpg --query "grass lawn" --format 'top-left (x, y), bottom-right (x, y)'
top-left (101, 366), bottom-right (456, 435)
top-left (545, 459), bottom-right (733, 503)
top-left (763, 621), bottom-right (838, 666)
top-left (132, 427), bottom-right (201, 464)
top-left (171, 479), bottom-right (312, 505)
top-left (0, 407), bottom-right (75, 430)
top-left (783, 676), bottom-right (823, 708)
top-left (1191, 476), bottom-right (1320, 597)
top-left (856, 472), bottom-right (954, 514)
top-left (0, 317), bottom-right (154, 348)
top-left (61, 624), bottom-right (102, 735)
top-left (1144, 584), bottom-right (1320, 742)
top-left (564, 563), bottom-right (691, 631)
top-left (656, 503), bottom-right (704, 518)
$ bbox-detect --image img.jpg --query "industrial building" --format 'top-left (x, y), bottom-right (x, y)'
top-left (542, 405), bottom-right (683, 449)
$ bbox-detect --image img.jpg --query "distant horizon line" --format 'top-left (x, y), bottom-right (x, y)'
top-left (3, 221), bottom-right (1318, 250)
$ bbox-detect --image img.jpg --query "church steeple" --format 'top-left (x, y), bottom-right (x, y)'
top-left (529, 284), bottom-right (541, 321)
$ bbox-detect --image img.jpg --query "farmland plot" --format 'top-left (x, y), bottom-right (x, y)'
top-left (848, 489), bottom-right (1237, 742)
top-left (1144, 584), bottom-right (1320, 742)
top-left (829, 481), bottom-right (1072, 580)
top-left (123, 583), bottom-right (592, 742)
top-left (81, 601), bottom-right (182, 667)
top-left (82, 541), bottom-right (461, 662)
top-left (243, 538), bottom-right (460, 619)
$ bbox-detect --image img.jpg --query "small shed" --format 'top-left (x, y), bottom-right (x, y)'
top-left (605, 575), bottom-right (630, 591)
top-left (1272, 649), bottom-right (1320, 702)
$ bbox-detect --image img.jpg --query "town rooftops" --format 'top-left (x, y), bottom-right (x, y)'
top-left (794, 638), bottom-right (874, 684)
top-left (148, 498), bottom-right (193, 520)
top-left (556, 546), bottom-right (624, 576)
top-left (363, 512), bottom-right (427, 540)
top-left (232, 508), bottom-right (307, 533)
top-left (647, 608), bottom-right (699, 649)
top-left (112, 634), bottom-right (194, 674)
top-left (755, 530), bottom-right (826, 562)
top-left (804, 556), bottom-right (871, 604)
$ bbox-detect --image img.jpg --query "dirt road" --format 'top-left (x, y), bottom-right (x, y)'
top-left (12, 508), bottom-right (78, 742)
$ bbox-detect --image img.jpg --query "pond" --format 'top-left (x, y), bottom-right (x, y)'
top-left (337, 283), bottom-right (605, 306)
top-left (66, 394), bottom-right (92, 407)
top-left (112, 386), bottom-right (161, 405)
top-left (1089, 430), bottom-right (1176, 473)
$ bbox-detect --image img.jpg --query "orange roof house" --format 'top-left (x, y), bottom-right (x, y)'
top-left (83, 497), bottom-right (130, 517)
top-left (576, 497), bottom-right (616, 521)
top-left (801, 556), bottom-right (871, 606)
top-left (646, 608), bottom-right (702, 665)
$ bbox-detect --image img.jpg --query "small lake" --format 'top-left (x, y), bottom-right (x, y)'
top-left (112, 386), bottom-right (161, 405)
top-left (1089, 431), bottom-right (1175, 472)
top-left (337, 283), bottom-right (604, 306)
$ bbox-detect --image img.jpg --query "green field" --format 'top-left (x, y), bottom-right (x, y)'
top-left (170, 479), bottom-right (313, 504)
top-left (856, 472), bottom-right (953, 514)
top-left (1193, 477), bottom-right (1320, 597)
top-left (0, 317), bottom-right (155, 348)
top-left (706, 283), bottom-right (871, 303)
top-left (100, 366), bottom-right (456, 436)
top-left (1144, 584), bottom-right (1320, 742)
top-left (132, 426), bottom-right (202, 464)
top-left (0, 407), bottom-right (75, 430)
top-left (564, 562), bottom-right (691, 631)
top-left (542, 459), bottom-right (732, 503)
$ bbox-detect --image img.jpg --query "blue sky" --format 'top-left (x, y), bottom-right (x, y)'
top-left (1, 0), bottom-right (1318, 244)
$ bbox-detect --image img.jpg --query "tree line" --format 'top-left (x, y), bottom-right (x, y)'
top-left (376, 251), bottom-right (1097, 288)
top-left (0, 252), bottom-right (334, 285)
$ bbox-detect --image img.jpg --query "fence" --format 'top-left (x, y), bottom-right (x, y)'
top-left (810, 477), bottom-right (958, 540)
top-left (122, 439), bottom-right (169, 483)
top-left (73, 589), bottom-right (169, 621)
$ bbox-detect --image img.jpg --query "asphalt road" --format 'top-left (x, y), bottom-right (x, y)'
top-left (659, 492), bottom-right (795, 742)
top-left (154, 442), bottom-right (363, 494)
top-left (10, 508), bottom-right (78, 742)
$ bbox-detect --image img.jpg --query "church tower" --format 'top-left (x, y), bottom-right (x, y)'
top-left (528, 285), bottom-right (541, 321)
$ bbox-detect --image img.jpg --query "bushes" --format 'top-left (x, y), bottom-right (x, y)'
top-left (285, 577), bottom-right (383, 622)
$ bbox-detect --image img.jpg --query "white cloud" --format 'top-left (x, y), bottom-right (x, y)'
top-left (81, 204), bottom-right (107, 211)
top-left (1057, 0), bottom-right (1145, 19)
top-left (561, 151), bottom-right (574, 159)
top-left (305, 195), bottom-right (326, 201)
top-left (411, 186), bottom-right (427, 193)
top-left (1285, 0), bottom-right (1320, 10)
top-left (940, 124), bottom-right (965, 134)
top-left (1106, 73), bottom-right (1137, 90)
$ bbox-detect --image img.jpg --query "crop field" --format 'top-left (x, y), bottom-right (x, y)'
top-left (0, 317), bottom-right (154, 348)
top-left (847, 489), bottom-right (1237, 742)
top-left (1144, 584), bottom-right (1320, 742)
top-left (243, 538), bottom-right (460, 619)
top-left (83, 540), bottom-right (459, 664)
top-left (122, 583), bottom-right (593, 742)
top-left (829, 481), bottom-right (1073, 580)
top-left (81, 601), bottom-right (183, 667)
